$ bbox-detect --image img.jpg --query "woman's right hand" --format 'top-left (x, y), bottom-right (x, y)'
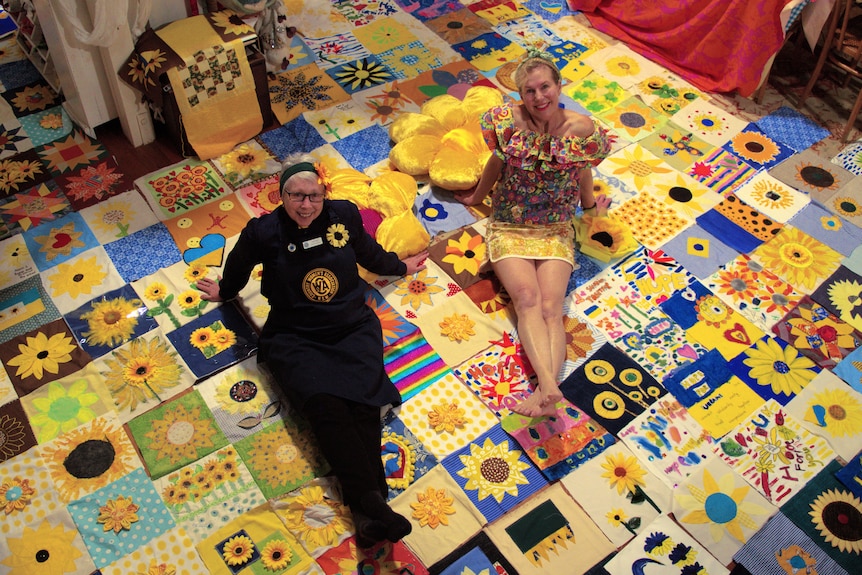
top-left (452, 186), bottom-right (479, 206)
top-left (196, 277), bottom-right (223, 302)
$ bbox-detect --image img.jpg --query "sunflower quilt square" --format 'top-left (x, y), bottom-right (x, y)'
top-left (78, 189), bottom-right (159, 246)
top-left (389, 465), bottom-right (485, 567)
top-left (130, 261), bottom-right (220, 333)
top-left (687, 146), bottom-right (757, 196)
top-left (352, 12), bottom-right (419, 54)
top-left (0, 506), bottom-right (97, 575)
top-left (501, 399), bottom-right (615, 482)
top-left (235, 174), bottom-right (280, 219)
top-left (269, 477), bottom-right (353, 557)
top-left (210, 140), bottom-right (280, 191)
top-left (3, 81), bottom-right (61, 118)
top-left (0, 179), bottom-right (73, 238)
top-left (780, 162), bottom-right (860, 223)
top-left (66, 467), bottom-right (175, 569)
top-left (559, 342), bottom-right (667, 436)
top-left (671, 457), bottom-right (777, 566)
top-left (639, 122), bottom-right (715, 173)
top-left (452, 331), bottom-right (535, 417)
top-left (133, 159), bottom-right (231, 222)
top-left (268, 64), bottom-right (352, 125)
top-left (780, 459), bottom-right (860, 573)
top-left (750, 226), bottom-right (843, 295)
top-left (365, 284), bottom-right (418, 347)
top-left (0, 317), bottom-right (91, 396)
top-left (19, 363), bottom-right (113, 445)
top-left (724, 124), bottom-right (794, 173)
top-left (0, 399), bottom-right (37, 464)
top-left (18, 105), bottom-right (73, 148)
top-left (733, 511), bottom-right (849, 575)
top-left (715, 399), bottom-right (835, 506)
top-left (378, 259), bottom-right (459, 321)
top-left (734, 171), bottom-right (809, 224)
top-left (65, 284), bottom-right (159, 357)
top-left (605, 512), bottom-right (730, 575)
top-left (424, 8), bottom-right (495, 46)
top-left (163, 192), bottom-right (251, 268)
top-left (617, 395), bottom-right (715, 490)
top-left (784, 369), bottom-right (862, 462)
top-left (612, 190), bottom-right (691, 250)
top-left (319, 538), bottom-right (430, 575)
top-left (0, 149), bottom-right (56, 198)
top-left (670, 100), bottom-right (748, 148)
top-left (771, 295), bottom-right (862, 371)
top-left (35, 129), bottom-right (109, 176)
top-left (487, 482), bottom-right (616, 575)
top-left (197, 502), bottom-right (314, 575)
top-left (601, 143), bottom-right (678, 194)
top-left (728, 335), bottom-right (820, 406)
top-left (0, 446), bottom-right (65, 539)
top-left (810, 265), bottom-right (862, 333)
top-left (427, 225), bottom-right (490, 291)
top-left (559, 298), bottom-right (608, 380)
top-left (582, 44), bottom-right (667, 90)
top-left (611, 245), bottom-right (695, 305)
top-left (22, 211), bottom-right (100, 273)
top-left (100, 526), bottom-right (210, 575)
top-left (327, 55), bottom-right (394, 95)
top-left (462, 271), bottom-right (517, 328)
top-left (788, 202), bottom-right (862, 258)
top-left (92, 329), bottom-right (195, 423)
top-left (152, 446), bottom-right (267, 545)
top-left (126, 389), bottom-right (230, 480)
top-left (383, 331), bottom-right (449, 401)
top-left (0, 274), bottom-right (59, 346)
top-left (54, 156), bottom-right (128, 212)
top-left (196, 356), bottom-right (286, 444)
top-left (560, 442), bottom-right (671, 549)
top-left (755, 105), bottom-right (831, 152)
top-left (703, 253), bottom-right (803, 333)
top-left (596, 96), bottom-right (667, 143)
top-left (36, 413), bottom-right (142, 503)
top-left (381, 409), bottom-right (439, 499)
top-left (397, 371), bottom-right (499, 460)
top-left (165, 303), bottom-right (258, 381)
top-left (563, 74), bottom-right (627, 116)
top-left (428, 531), bottom-right (519, 575)
top-left (45, 246), bottom-right (126, 316)
top-left (441, 425), bottom-right (548, 523)
top-left (451, 32), bottom-right (524, 73)
top-left (306, 99), bottom-right (377, 142)
top-left (233, 416), bottom-right (330, 499)
top-left (633, 73), bottom-right (706, 117)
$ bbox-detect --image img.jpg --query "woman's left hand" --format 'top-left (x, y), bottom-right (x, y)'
top-left (595, 194), bottom-right (612, 217)
top-left (401, 251), bottom-right (428, 276)
top-left (197, 277), bottom-right (223, 302)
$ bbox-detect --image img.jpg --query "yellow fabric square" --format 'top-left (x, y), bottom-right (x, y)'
top-left (687, 376), bottom-right (764, 438)
top-left (687, 314), bottom-right (765, 360)
top-left (412, 291), bottom-right (501, 366)
top-left (102, 527), bottom-right (208, 575)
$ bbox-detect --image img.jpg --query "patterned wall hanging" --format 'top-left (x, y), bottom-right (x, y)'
top-left (92, 329), bottom-right (195, 423)
top-left (604, 513), bottom-right (729, 575)
top-left (559, 342), bottom-right (665, 436)
top-left (671, 457), bottom-right (776, 565)
top-left (389, 465), bottom-right (486, 567)
top-left (617, 395), bottom-right (715, 490)
top-left (561, 442), bottom-right (671, 547)
top-left (501, 400), bottom-right (614, 481)
top-left (153, 445), bottom-right (267, 544)
top-left (196, 502), bottom-right (315, 574)
top-left (485, 482), bottom-right (616, 575)
top-left (441, 425), bottom-right (547, 523)
top-left (714, 399), bottom-right (835, 506)
top-left (784, 369), bottom-right (862, 462)
top-left (780, 459), bottom-right (862, 574)
top-left (126, 389), bottom-right (230, 480)
top-left (396, 370), bottom-right (499, 460)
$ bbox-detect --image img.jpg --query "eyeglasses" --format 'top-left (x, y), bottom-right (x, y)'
top-left (285, 192), bottom-right (325, 203)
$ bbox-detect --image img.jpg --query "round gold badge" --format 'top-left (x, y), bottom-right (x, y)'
top-left (302, 268), bottom-right (338, 302)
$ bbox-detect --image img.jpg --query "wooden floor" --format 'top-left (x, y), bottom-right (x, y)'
top-left (94, 119), bottom-right (185, 183)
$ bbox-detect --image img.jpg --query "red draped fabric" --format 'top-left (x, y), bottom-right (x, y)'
top-left (570, 0), bottom-right (796, 96)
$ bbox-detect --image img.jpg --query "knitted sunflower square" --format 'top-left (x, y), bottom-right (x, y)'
top-left (126, 389), bottom-right (229, 480)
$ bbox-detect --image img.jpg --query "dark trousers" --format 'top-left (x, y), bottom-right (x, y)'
top-left (300, 394), bottom-right (387, 509)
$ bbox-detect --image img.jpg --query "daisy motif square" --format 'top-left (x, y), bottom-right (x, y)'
top-left (152, 446), bottom-right (267, 544)
top-left (441, 425), bottom-right (547, 523)
top-left (126, 389), bottom-right (229, 480)
top-left (67, 467), bottom-right (175, 568)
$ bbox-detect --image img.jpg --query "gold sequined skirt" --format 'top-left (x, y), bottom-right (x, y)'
top-left (485, 221), bottom-right (575, 264)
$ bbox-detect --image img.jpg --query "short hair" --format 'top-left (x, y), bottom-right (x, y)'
top-left (280, 153), bottom-right (319, 192)
top-left (514, 57), bottom-right (561, 92)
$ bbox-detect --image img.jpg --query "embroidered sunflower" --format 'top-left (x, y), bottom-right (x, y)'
top-left (326, 223), bottom-right (349, 248)
top-left (439, 313), bottom-right (476, 342)
top-left (411, 487), bottom-right (456, 528)
top-left (97, 495), bottom-right (140, 533)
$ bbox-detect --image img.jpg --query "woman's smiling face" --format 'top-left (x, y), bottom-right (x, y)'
top-left (518, 64), bottom-right (562, 122)
top-left (282, 176), bottom-right (325, 227)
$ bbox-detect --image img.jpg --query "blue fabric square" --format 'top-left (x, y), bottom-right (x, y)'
top-left (23, 211), bottom-right (100, 271)
top-left (755, 106), bottom-right (831, 152)
top-left (835, 454), bottom-right (862, 499)
top-left (257, 116), bottom-right (327, 161)
top-left (833, 344), bottom-right (862, 393)
top-left (327, 55), bottom-right (391, 94)
top-left (438, 546), bottom-right (497, 575)
top-left (331, 124), bottom-right (391, 172)
top-left (659, 280), bottom-right (713, 329)
top-left (522, 0), bottom-right (577, 23)
top-left (662, 348), bottom-right (733, 407)
top-left (696, 209), bottom-right (762, 254)
top-left (18, 105), bottom-right (73, 146)
top-left (660, 223), bottom-right (741, 279)
top-left (414, 187), bottom-right (478, 237)
top-left (728, 335), bottom-right (821, 405)
top-left (722, 124), bottom-right (794, 171)
top-left (452, 32), bottom-right (512, 62)
top-left (103, 223), bottom-right (181, 283)
top-left (365, 285), bottom-right (417, 346)
top-left (787, 202), bottom-right (862, 257)
top-left (67, 467), bottom-right (175, 568)
top-left (0, 59), bottom-right (43, 92)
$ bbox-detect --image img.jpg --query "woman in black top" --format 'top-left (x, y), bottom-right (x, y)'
top-left (198, 153), bottom-right (428, 547)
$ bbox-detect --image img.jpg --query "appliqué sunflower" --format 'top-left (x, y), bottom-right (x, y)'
top-left (326, 223), bottom-right (349, 248)
top-left (427, 400), bottom-right (467, 433)
top-left (411, 487), bottom-right (456, 528)
top-left (97, 495), bottom-right (140, 533)
top-left (439, 313), bottom-right (476, 342)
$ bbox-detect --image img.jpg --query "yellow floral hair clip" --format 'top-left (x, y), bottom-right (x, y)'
top-left (313, 162), bottom-right (332, 194)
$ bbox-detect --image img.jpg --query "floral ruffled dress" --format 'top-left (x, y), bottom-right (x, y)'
top-left (481, 103), bottom-right (612, 262)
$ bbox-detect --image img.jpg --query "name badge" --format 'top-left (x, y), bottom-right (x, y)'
top-left (303, 237), bottom-right (324, 250)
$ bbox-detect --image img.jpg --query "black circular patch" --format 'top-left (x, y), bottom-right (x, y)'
top-left (840, 201), bottom-right (857, 214)
top-left (800, 166), bottom-right (835, 188)
top-left (820, 500), bottom-right (862, 542)
top-left (669, 186), bottom-right (692, 202)
top-left (591, 231), bottom-right (614, 248)
top-left (620, 112), bottom-right (646, 129)
top-left (230, 380), bottom-right (258, 402)
top-left (447, 21), bottom-right (463, 29)
top-left (745, 141), bottom-right (764, 153)
top-left (64, 439), bottom-right (116, 479)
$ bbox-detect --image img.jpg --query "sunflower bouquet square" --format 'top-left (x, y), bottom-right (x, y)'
top-left (190, 320), bottom-right (237, 359)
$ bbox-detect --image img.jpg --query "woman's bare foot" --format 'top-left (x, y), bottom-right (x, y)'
top-left (511, 386), bottom-right (562, 418)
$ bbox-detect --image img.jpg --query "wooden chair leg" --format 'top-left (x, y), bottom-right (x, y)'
top-left (842, 87), bottom-right (862, 142)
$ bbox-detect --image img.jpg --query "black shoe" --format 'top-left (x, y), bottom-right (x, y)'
top-left (353, 509), bottom-right (387, 549)
top-left (360, 491), bottom-right (413, 542)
